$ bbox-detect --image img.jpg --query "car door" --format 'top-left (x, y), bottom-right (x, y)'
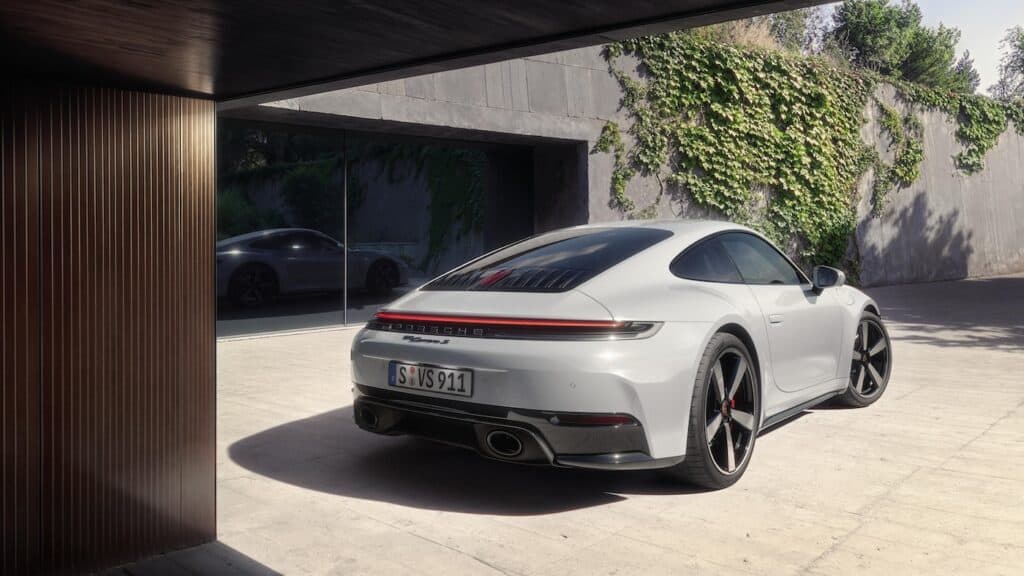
top-left (718, 232), bottom-right (843, 392)
top-left (270, 231), bottom-right (330, 292)
top-left (291, 231), bottom-right (345, 291)
top-left (308, 233), bottom-right (345, 290)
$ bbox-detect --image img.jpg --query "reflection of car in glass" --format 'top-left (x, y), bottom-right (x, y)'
top-left (351, 221), bottom-right (892, 489)
top-left (216, 228), bottom-right (409, 306)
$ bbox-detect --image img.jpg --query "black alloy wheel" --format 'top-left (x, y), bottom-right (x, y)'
top-left (838, 311), bottom-right (891, 407)
top-left (229, 264), bottom-right (278, 307)
top-left (367, 260), bottom-right (398, 295)
top-left (704, 348), bottom-right (758, 476)
top-left (670, 332), bottom-right (760, 489)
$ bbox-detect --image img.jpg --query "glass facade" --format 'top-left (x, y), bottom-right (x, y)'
top-left (215, 121), bottom-right (535, 336)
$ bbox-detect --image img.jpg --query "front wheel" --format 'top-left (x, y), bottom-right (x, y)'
top-left (228, 264), bottom-right (278, 308)
top-left (667, 333), bottom-right (760, 489)
top-left (366, 260), bottom-right (399, 296)
top-left (836, 311), bottom-right (892, 408)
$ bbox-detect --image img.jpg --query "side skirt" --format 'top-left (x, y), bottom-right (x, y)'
top-left (760, 390), bottom-right (843, 433)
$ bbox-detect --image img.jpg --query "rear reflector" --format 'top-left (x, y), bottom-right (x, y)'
top-left (551, 413), bottom-right (638, 427)
top-left (368, 311), bottom-right (659, 341)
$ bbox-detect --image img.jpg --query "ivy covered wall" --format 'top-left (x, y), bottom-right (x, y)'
top-left (855, 86), bottom-right (1024, 286)
top-left (590, 33), bottom-right (1024, 285)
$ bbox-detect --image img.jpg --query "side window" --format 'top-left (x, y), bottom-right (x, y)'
top-left (718, 233), bottom-right (803, 285)
top-left (670, 238), bottom-right (742, 283)
top-left (248, 233), bottom-right (287, 250)
top-left (253, 232), bottom-right (308, 251)
top-left (280, 233), bottom-right (305, 251)
top-left (315, 235), bottom-right (341, 251)
top-left (294, 232), bottom-right (335, 252)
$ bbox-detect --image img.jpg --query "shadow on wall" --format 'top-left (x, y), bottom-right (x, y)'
top-left (857, 191), bottom-right (973, 287)
top-left (227, 408), bottom-right (710, 515)
top-left (866, 274), bottom-right (1024, 352)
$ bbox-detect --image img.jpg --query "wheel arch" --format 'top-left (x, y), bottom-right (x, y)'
top-left (368, 256), bottom-right (397, 269)
top-left (715, 322), bottom-right (762, 395)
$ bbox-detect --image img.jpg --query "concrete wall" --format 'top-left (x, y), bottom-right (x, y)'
top-left (266, 50), bottom-right (1024, 286)
top-left (260, 45), bottom-right (735, 226)
top-left (856, 86), bottom-right (1024, 286)
top-left (265, 47), bottom-right (632, 224)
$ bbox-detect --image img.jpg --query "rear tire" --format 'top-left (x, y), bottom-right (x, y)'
top-left (836, 311), bottom-right (891, 408)
top-left (228, 263), bottom-right (278, 308)
top-left (667, 333), bottom-right (760, 489)
top-left (366, 260), bottom-right (398, 296)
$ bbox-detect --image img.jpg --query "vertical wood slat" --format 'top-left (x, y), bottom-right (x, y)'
top-left (2, 82), bottom-right (215, 575)
top-left (1, 79), bottom-right (42, 576)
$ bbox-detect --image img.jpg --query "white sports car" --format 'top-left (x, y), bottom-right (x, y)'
top-left (351, 220), bottom-right (892, 488)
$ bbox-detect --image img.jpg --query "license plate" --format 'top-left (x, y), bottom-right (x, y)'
top-left (388, 361), bottom-right (474, 397)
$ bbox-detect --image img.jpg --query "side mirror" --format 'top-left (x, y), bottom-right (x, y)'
top-left (812, 265), bottom-right (846, 291)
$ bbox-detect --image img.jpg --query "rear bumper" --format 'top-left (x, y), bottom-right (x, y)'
top-left (353, 385), bottom-right (683, 470)
top-left (351, 322), bottom-right (713, 459)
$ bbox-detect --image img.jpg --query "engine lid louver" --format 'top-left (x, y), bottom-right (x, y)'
top-left (425, 267), bottom-right (589, 292)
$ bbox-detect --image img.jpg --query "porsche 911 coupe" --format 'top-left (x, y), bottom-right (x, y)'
top-left (351, 220), bottom-right (891, 488)
top-left (216, 228), bottom-right (409, 307)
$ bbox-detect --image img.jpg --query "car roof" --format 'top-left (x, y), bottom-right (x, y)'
top-left (217, 227), bottom-right (334, 247)
top-left (565, 218), bottom-right (751, 236)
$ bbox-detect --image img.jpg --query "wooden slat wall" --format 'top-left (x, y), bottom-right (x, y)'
top-left (2, 79), bottom-right (42, 576)
top-left (2, 82), bottom-right (215, 575)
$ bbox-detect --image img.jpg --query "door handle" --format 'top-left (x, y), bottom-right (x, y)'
top-left (768, 313), bottom-right (784, 324)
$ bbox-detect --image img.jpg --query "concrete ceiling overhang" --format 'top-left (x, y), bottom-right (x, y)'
top-left (0, 0), bottom-right (828, 107)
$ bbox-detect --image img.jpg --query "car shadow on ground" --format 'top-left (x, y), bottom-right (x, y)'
top-left (866, 275), bottom-right (1024, 351)
top-left (227, 407), bottom-right (713, 515)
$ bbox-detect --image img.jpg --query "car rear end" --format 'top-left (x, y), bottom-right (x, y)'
top-left (350, 226), bottom-right (704, 469)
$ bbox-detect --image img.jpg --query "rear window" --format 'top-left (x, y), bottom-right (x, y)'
top-left (423, 227), bottom-right (673, 292)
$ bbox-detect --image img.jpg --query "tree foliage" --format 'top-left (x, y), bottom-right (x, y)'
top-left (216, 187), bottom-right (285, 240)
top-left (952, 51), bottom-right (981, 94)
top-left (280, 160), bottom-right (345, 239)
top-left (832, 0), bottom-right (921, 74)
top-left (767, 9), bottom-right (811, 52)
top-left (692, 9), bottom-right (814, 54)
top-left (830, 0), bottom-right (978, 93)
top-left (991, 26), bottom-right (1024, 102)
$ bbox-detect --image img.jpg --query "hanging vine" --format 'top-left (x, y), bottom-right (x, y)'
top-left (871, 99), bottom-right (924, 215)
top-left (893, 81), bottom-right (1024, 173)
top-left (592, 122), bottom-right (636, 213)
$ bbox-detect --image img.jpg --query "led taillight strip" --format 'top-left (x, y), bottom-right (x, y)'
top-left (373, 311), bottom-right (626, 329)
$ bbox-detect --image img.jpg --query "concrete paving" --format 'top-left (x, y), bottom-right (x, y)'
top-left (215, 282), bottom-right (420, 339)
top-left (213, 274), bottom-right (1024, 575)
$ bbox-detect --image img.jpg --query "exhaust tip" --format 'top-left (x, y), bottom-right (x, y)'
top-left (485, 430), bottom-right (523, 458)
top-left (359, 407), bottom-right (380, 431)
